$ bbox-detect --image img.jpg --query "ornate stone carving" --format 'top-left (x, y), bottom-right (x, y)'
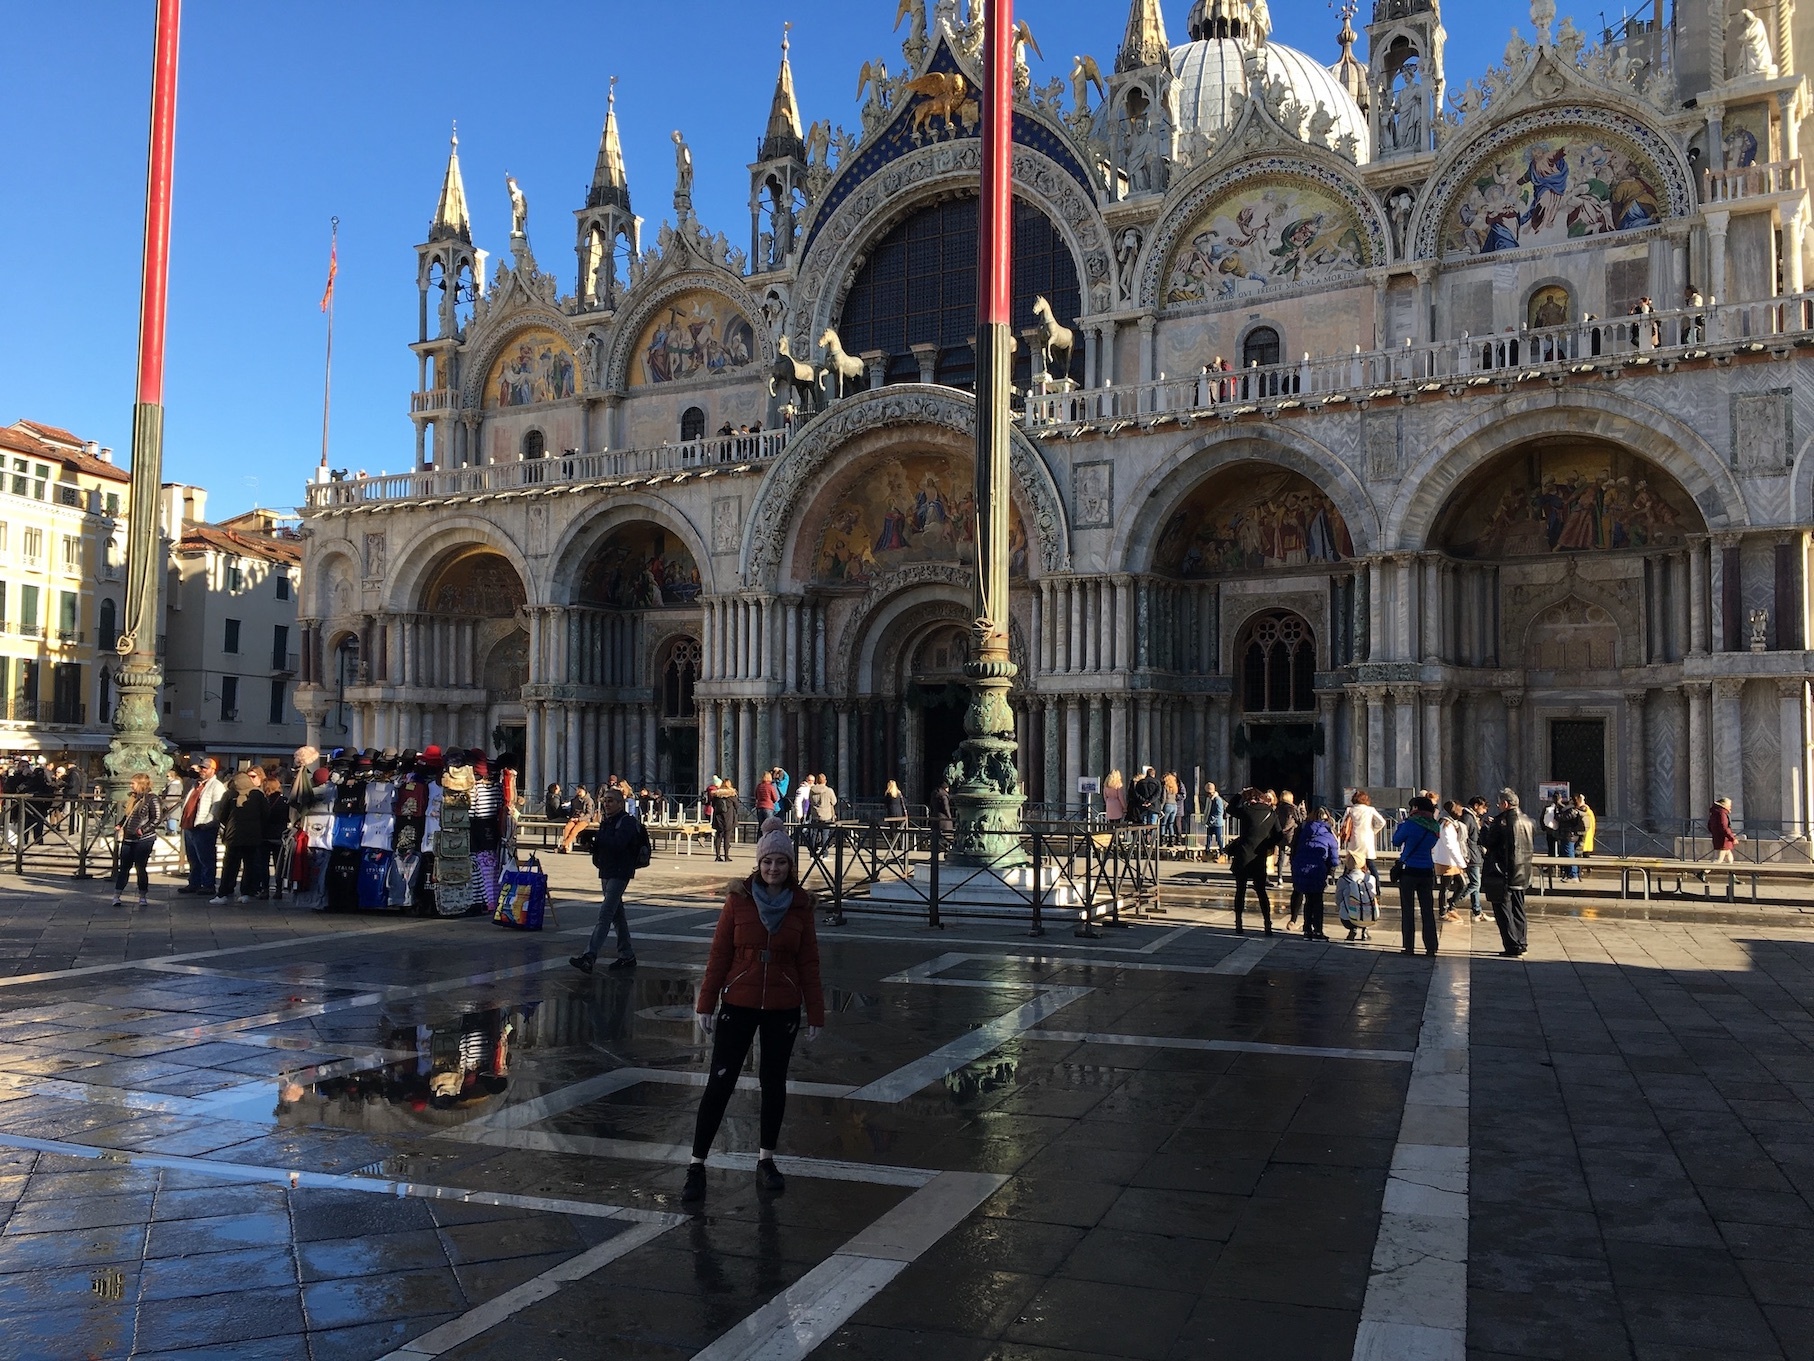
top-left (740, 386), bottom-right (1071, 588)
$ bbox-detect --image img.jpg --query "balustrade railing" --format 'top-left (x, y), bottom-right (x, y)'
top-left (1705, 158), bottom-right (1803, 203)
top-left (306, 428), bottom-right (790, 509)
top-left (1026, 291), bottom-right (1814, 428)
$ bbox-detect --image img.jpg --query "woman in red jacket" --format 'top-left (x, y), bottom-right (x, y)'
top-left (684, 818), bottom-right (824, 1202)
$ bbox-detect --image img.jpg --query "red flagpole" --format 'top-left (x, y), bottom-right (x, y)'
top-left (974, 0), bottom-right (1014, 654)
top-left (108, 0), bottom-right (182, 792)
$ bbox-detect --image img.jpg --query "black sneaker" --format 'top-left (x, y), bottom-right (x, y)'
top-left (756, 1158), bottom-right (785, 1193)
top-left (569, 953), bottom-right (595, 975)
top-left (606, 956), bottom-right (638, 972)
top-left (681, 1163), bottom-right (707, 1203)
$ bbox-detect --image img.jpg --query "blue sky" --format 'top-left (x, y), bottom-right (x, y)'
top-left (2, 1), bottom-right (1615, 518)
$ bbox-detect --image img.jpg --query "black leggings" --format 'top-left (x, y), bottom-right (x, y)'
top-left (692, 1004), bottom-right (801, 1158)
top-left (1300, 886), bottom-right (1325, 937)
top-left (1232, 864), bottom-right (1271, 931)
top-left (114, 837), bottom-right (154, 894)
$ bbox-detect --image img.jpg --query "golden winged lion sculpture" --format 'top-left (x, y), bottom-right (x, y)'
top-left (902, 72), bottom-right (975, 140)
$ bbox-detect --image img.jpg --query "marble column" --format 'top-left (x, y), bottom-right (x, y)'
top-left (1314, 691), bottom-right (1338, 803)
top-left (1043, 697), bottom-right (1061, 811)
top-left (564, 702), bottom-right (581, 789)
top-left (1781, 680), bottom-right (1808, 844)
top-left (1421, 688), bottom-right (1445, 796)
top-left (1063, 697), bottom-right (1083, 814)
top-left (835, 704), bottom-right (853, 800)
top-left (1393, 688), bottom-right (1417, 788)
top-left (1625, 689), bottom-right (1648, 827)
top-left (1686, 682), bottom-right (1711, 817)
top-left (1109, 696), bottom-right (1130, 778)
top-left (1504, 691), bottom-right (1525, 801)
top-left (1713, 678), bottom-right (1745, 824)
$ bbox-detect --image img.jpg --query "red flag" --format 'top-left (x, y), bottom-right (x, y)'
top-left (319, 237), bottom-right (337, 312)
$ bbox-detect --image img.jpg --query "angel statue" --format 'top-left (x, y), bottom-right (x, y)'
top-left (857, 58), bottom-right (893, 134)
top-left (505, 173), bottom-right (527, 238)
top-left (893, 0), bottom-right (926, 50)
top-left (1013, 18), bottom-right (1043, 97)
top-left (1070, 54), bottom-right (1105, 116)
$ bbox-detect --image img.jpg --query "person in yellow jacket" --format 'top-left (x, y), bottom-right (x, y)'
top-left (1573, 792), bottom-right (1596, 874)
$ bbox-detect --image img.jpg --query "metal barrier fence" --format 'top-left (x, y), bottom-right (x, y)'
top-left (791, 817), bottom-right (1160, 936)
top-left (0, 792), bottom-right (170, 880)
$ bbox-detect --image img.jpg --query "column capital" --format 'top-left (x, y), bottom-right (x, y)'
top-left (1683, 679), bottom-right (1711, 698)
top-left (1777, 678), bottom-right (1807, 700)
top-left (1137, 312), bottom-right (1157, 334)
top-left (1713, 531), bottom-right (1742, 549)
top-left (1502, 690), bottom-right (1526, 709)
top-left (1623, 688), bottom-right (1650, 706)
top-left (1712, 676), bottom-right (1746, 701)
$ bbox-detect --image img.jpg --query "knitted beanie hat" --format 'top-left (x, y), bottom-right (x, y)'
top-left (754, 816), bottom-right (793, 863)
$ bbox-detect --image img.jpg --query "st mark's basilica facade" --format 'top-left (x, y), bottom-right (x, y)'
top-left (299, 0), bottom-right (1814, 836)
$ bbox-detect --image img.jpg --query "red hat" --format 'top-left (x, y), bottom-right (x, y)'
top-left (312, 768), bottom-right (330, 786)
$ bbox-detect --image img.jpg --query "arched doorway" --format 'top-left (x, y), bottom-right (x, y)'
top-left (904, 622), bottom-right (970, 802)
top-left (658, 636), bottom-right (701, 795)
top-left (1236, 610), bottom-right (1318, 799)
top-left (417, 547), bottom-right (529, 752)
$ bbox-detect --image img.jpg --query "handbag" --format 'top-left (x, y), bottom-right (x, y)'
top-left (494, 854), bottom-right (548, 930)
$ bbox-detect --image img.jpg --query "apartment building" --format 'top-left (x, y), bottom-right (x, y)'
top-left (0, 421), bottom-right (129, 759)
top-left (159, 486), bottom-right (304, 766)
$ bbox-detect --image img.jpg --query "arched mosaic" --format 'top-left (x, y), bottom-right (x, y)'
top-left (577, 524), bottom-right (702, 608)
top-left (1433, 439), bottom-right (1703, 558)
top-left (1154, 465), bottom-right (1353, 576)
top-left (627, 290), bottom-right (758, 386)
top-left (420, 549), bottom-right (526, 616)
top-left (1163, 177), bottom-right (1369, 305)
top-left (810, 451), bottom-right (1027, 586)
top-left (482, 329), bottom-right (577, 408)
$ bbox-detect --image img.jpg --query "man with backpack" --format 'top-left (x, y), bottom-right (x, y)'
top-left (571, 785), bottom-right (651, 974)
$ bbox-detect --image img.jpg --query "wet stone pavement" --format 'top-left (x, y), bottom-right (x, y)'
top-left (0, 868), bottom-right (1806, 1359)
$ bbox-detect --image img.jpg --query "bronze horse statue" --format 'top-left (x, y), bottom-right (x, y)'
top-left (769, 335), bottom-right (817, 413)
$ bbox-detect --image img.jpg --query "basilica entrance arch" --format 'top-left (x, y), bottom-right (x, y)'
top-left (1235, 610), bottom-right (1318, 800)
top-left (414, 547), bottom-right (528, 754)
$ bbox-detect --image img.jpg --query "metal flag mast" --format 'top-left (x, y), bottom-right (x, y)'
top-left (105, 0), bottom-right (182, 798)
top-left (319, 216), bottom-right (339, 474)
top-left (947, 0), bottom-right (1028, 869)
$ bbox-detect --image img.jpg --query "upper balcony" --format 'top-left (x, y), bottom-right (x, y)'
top-left (1024, 292), bottom-right (1814, 432)
top-left (1704, 158), bottom-right (1803, 206)
top-left (305, 429), bottom-right (790, 511)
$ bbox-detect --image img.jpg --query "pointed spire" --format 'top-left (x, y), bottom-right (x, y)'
top-left (1332, 3), bottom-right (1368, 112)
top-left (588, 78), bottom-right (632, 211)
top-left (759, 22), bottom-right (806, 162)
top-left (1117, 0), bottom-right (1171, 74)
top-left (430, 125), bottom-right (471, 243)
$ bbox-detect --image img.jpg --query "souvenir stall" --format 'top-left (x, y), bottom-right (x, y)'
top-left (286, 745), bottom-right (513, 915)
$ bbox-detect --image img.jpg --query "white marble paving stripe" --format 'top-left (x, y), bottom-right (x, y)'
top-left (1032, 1030), bottom-right (1416, 1063)
top-left (385, 1218), bottom-right (675, 1360)
top-left (1138, 922), bottom-right (1201, 954)
top-left (1352, 924), bottom-right (1471, 1361)
top-left (0, 1128), bottom-right (686, 1224)
top-left (689, 1170), bottom-right (1005, 1361)
top-left (452, 1067), bottom-right (857, 1138)
top-left (845, 986), bottom-right (1093, 1102)
top-left (0, 920), bottom-right (421, 989)
top-left (1211, 936), bottom-right (1277, 974)
top-left (452, 1126), bottom-right (936, 1188)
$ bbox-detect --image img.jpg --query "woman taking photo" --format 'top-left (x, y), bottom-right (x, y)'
top-left (685, 818), bottom-right (824, 1202)
top-left (112, 773), bottom-right (164, 909)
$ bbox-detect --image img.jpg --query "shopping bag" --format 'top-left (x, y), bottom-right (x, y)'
top-left (493, 855), bottom-right (548, 930)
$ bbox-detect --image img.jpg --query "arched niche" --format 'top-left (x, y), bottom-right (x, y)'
top-left (419, 548), bottom-right (527, 616)
top-left (1431, 437), bottom-right (1704, 560)
top-left (577, 523), bottom-right (703, 609)
top-left (806, 449), bottom-right (1028, 588)
top-left (1153, 463), bottom-right (1355, 577)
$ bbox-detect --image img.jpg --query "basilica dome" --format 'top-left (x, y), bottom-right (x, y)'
top-left (1169, 0), bottom-right (1371, 163)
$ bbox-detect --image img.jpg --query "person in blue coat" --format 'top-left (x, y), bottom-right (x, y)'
top-left (1391, 794), bottom-right (1443, 956)
top-left (1289, 808), bottom-right (1341, 942)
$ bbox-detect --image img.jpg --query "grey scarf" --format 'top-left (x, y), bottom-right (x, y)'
top-left (750, 879), bottom-right (792, 933)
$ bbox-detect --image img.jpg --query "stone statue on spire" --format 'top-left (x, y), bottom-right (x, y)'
top-left (505, 173), bottom-right (527, 239)
top-left (672, 131), bottom-right (694, 218)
